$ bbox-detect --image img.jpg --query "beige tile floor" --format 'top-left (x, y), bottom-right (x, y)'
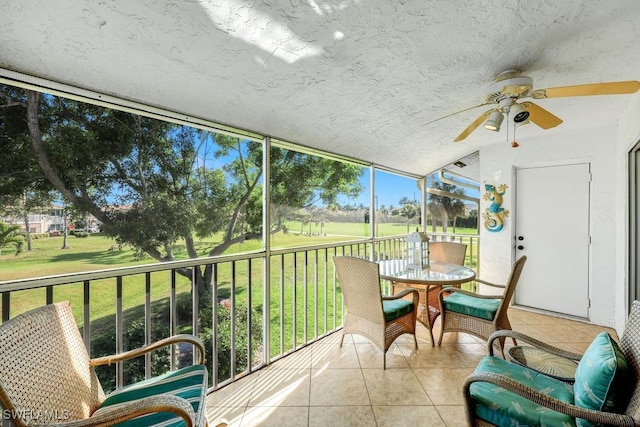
top-left (206, 307), bottom-right (618, 427)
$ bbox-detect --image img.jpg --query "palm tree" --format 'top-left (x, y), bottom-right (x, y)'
top-left (0, 222), bottom-right (24, 256)
top-left (398, 197), bottom-right (420, 232)
top-left (427, 181), bottom-right (466, 233)
top-left (316, 214), bottom-right (329, 236)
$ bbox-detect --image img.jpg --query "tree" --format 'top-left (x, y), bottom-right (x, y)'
top-left (0, 222), bottom-right (24, 256)
top-left (0, 87), bottom-right (364, 297)
top-left (427, 181), bottom-right (466, 232)
top-left (0, 188), bottom-right (55, 251)
top-left (60, 202), bottom-right (71, 249)
top-left (427, 202), bottom-right (445, 232)
top-left (0, 86), bottom-right (58, 250)
top-left (398, 196), bottom-right (420, 232)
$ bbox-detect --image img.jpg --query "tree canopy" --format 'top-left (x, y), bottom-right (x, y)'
top-left (427, 180), bottom-right (467, 232)
top-left (0, 87), bottom-right (364, 292)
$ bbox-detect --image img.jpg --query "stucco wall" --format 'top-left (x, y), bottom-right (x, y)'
top-left (478, 111), bottom-right (634, 330)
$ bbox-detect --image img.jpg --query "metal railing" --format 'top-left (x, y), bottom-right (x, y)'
top-left (0, 233), bottom-right (478, 393)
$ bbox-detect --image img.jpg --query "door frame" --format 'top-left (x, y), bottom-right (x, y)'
top-left (629, 141), bottom-right (640, 311)
top-left (513, 161), bottom-right (592, 319)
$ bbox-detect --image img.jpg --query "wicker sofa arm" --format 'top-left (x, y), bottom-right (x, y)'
top-left (463, 372), bottom-right (635, 426)
top-left (31, 394), bottom-right (196, 427)
top-left (487, 329), bottom-right (583, 360)
top-left (90, 334), bottom-right (205, 366)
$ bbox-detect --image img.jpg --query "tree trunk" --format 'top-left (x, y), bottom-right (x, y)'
top-left (441, 212), bottom-right (449, 233)
top-left (61, 208), bottom-right (70, 249)
top-left (23, 213), bottom-right (32, 251)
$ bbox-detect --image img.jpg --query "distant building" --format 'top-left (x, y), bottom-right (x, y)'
top-left (0, 205), bottom-right (100, 234)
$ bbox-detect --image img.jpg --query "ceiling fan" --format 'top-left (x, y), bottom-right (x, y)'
top-left (431, 70), bottom-right (640, 146)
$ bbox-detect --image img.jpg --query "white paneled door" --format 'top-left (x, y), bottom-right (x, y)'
top-left (514, 163), bottom-right (590, 318)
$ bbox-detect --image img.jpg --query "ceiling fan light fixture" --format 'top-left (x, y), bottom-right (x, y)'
top-left (511, 103), bottom-right (530, 123)
top-left (484, 110), bottom-right (503, 131)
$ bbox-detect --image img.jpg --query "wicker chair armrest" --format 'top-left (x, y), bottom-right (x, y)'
top-left (463, 372), bottom-right (634, 426)
top-left (90, 334), bottom-right (205, 366)
top-left (474, 278), bottom-right (506, 289)
top-left (384, 288), bottom-right (419, 306)
top-left (34, 394), bottom-right (196, 427)
top-left (486, 330), bottom-right (584, 360)
top-left (438, 287), bottom-right (503, 300)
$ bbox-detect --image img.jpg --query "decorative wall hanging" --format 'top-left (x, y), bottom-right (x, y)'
top-left (482, 184), bottom-right (510, 232)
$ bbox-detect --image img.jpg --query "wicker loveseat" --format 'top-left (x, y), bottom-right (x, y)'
top-left (0, 302), bottom-right (209, 427)
top-left (463, 300), bottom-right (640, 426)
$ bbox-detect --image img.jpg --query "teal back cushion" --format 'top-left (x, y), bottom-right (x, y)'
top-left (574, 332), bottom-right (630, 427)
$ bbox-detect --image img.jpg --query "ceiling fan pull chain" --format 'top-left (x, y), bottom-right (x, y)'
top-left (511, 109), bottom-right (520, 148)
top-left (503, 107), bottom-right (518, 147)
top-left (505, 109), bottom-right (510, 144)
top-left (506, 107), bottom-right (511, 142)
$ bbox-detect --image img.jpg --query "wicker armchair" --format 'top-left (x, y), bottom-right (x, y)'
top-left (334, 256), bottom-right (419, 369)
top-left (463, 300), bottom-right (640, 426)
top-left (437, 256), bottom-right (527, 355)
top-left (0, 302), bottom-right (209, 427)
top-left (429, 241), bottom-right (467, 265)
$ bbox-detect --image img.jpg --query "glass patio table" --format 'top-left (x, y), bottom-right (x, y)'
top-left (378, 260), bottom-right (476, 345)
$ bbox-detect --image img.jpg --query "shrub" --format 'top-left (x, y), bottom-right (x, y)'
top-left (199, 298), bottom-right (263, 382)
top-left (92, 319), bottom-right (171, 393)
top-left (89, 294), bottom-right (263, 392)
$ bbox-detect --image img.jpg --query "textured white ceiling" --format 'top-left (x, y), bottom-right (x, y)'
top-left (1, 0), bottom-right (640, 176)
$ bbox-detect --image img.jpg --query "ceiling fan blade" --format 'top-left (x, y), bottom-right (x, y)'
top-left (532, 81), bottom-right (640, 99)
top-left (453, 109), bottom-right (493, 142)
top-left (521, 102), bottom-right (563, 129)
top-left (421, 103), bottom-right (489, 127)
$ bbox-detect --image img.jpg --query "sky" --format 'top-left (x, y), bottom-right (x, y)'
top-left (339, 169), bottom-right (480, 210)
top-left (335, 170), bottom-right (414, 209)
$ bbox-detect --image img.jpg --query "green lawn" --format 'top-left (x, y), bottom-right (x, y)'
top-left (1, 222), bottom-right (477, 280)
top-left (1, 234), bottom-right (144, 279)
top-left (0, 231), bottom-right (354, 357)
top-left (1, 224), bottom-right (477, 359)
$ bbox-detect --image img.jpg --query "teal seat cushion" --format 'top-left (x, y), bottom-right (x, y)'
top-left (382, 298), bottom-right (413, 322)
top-left (443, 292), bottom-right (500, 321)
top-left (96, 364), bottom-right (208, 427)
top-left (574, 332), bottom-right (630, 427)
top-left (469, 356), bottom-right (576, 426)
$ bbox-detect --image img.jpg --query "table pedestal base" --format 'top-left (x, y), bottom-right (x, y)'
top-left (392, 282), bottom-right (442, 346)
